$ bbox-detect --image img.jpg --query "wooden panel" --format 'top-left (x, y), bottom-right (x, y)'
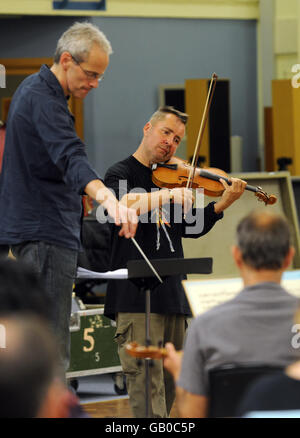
top-left (0, 58), bottom-right (54, 75)
top-left (185, 79), bottom-right (210, 165)
top-left (69, 95), bottom-right (84, 140)
top-left (272, 79), bottom-right (298, 175)
top-left (1, 98), bottom-right (11, 123)
top-left (0, 58), bottom-right (83, 140)
top-left (292, 81), bottom-right (300, 172)
top-left (185, 78), bottom-right (230, 171)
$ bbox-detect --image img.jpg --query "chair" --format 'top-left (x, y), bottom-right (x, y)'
top-left (208, 363), bottom-right (283, 418)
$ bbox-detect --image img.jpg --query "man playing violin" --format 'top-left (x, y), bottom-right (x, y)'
top-left (104, 106), bottom-right (246, 418)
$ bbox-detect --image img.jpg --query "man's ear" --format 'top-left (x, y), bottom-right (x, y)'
top-left (231, 245), bottom-right (243, 268)
top-left (60, 52), bottom-right (73, 71)
top-left (282, 246), bottom-right (295, 270)
top-left (143, 122), bottom-right (152, 136)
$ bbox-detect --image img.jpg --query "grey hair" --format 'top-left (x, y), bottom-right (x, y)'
top-left (53, 21), bottom-right (113, 64)
top-left (150, 106), bottom-right (189, 126)
top-left (236, 210), bottom-right (292, 270)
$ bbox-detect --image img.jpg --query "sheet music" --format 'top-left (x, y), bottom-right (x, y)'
top-left (77, 266), bottom-right (128, 280)
top-left (183, 270), bottom-right (300, 317)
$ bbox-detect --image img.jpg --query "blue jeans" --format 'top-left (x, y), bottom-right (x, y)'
top-left (11, 241), bottom-right (78, 373)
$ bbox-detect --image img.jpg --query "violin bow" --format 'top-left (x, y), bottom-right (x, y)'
top-left (186, 73), bottom-right (218, 189)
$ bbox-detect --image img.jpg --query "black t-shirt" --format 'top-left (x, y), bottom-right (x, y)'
top-left (103, 155), bottom-right (223, 320)
top-left (237, 371), bottom-right (300, 416)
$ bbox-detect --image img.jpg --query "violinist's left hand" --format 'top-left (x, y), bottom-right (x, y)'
top-left (214, 177), bottom-right (247, 214)
top-left (163, 343), bottom-right (183, 382)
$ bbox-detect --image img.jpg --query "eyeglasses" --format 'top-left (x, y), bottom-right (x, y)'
top-left (71, 55), bottom-right (104, 82)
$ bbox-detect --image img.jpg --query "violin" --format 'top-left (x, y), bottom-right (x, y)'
top-left (152, 156), bottom-right (277, 206)
top-left (125, 342), bottom-right (168, 360)
top-left (152, 73), bottom-right (277, 206)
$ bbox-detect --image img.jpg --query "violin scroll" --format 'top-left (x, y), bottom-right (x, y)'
top-left (255, 187), bottom-right (277, 206)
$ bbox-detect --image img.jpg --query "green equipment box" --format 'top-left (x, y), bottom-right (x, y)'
top-left (66, 300), bottom-right (122, 379)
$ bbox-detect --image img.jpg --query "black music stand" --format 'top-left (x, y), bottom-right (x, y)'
top-left (127, 257), bottom-right (212, 418)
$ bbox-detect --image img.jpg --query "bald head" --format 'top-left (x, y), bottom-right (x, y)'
top-left (236, 211), bottom-right (292, 270)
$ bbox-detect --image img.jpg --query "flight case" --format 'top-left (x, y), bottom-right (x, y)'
top-left (66, 297), bottom-right (125, 393)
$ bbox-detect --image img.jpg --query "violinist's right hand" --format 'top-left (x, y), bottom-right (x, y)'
top-left (119, 187), bottom-right (194, 217)
top-left (169, 187), bottom-right (194, 215)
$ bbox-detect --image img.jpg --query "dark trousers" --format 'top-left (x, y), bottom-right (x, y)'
top-left (11, 241), bottom-right (78, 374)
top-left (0, 244), bottom-right (9, 259)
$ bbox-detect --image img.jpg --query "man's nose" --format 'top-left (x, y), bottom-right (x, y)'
top-left (89, 78), bottom-right (99, 88)
top-left (163, 136), bottom-right (172, 146)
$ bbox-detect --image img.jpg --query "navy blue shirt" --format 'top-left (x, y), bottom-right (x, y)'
top-left (0, 65), bottom-right (100, 250)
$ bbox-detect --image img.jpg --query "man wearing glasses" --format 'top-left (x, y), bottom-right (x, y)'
top-left (0, 22), bottom-right (138, 374)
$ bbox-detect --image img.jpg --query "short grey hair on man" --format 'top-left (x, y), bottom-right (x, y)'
top-left (236, 210), bottom-right (292, 270)
top-left (53, 21), bottom-right (113, 64)
top-left (150, 106), bottom-right (189, 126)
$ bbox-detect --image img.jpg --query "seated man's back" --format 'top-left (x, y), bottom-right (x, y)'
top-left (178, 281), bottom-right (299, 397)
top-left (167, 211), bottom-right (300, 417)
